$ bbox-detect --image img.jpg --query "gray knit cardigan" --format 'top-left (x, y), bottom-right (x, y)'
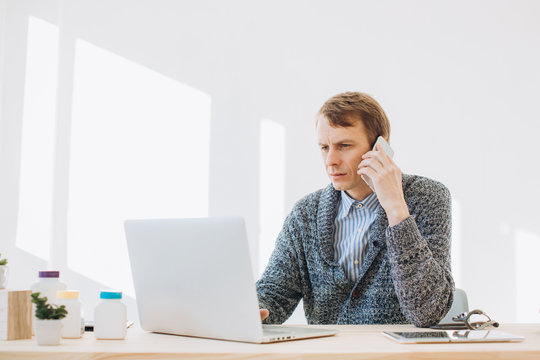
top-left (256, 174), bottom-right (455, 327)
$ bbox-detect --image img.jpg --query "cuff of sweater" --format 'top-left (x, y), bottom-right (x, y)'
top-left (385, 215), bottom-right (424, 258)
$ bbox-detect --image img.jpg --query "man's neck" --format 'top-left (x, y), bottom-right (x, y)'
top-left (345, 186), bottom-right (373, 202)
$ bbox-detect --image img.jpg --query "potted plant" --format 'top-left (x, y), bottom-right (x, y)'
top-left (0, 253), bottom-right (7, 289)
top-left (31, 292), bottom-right (68, 345)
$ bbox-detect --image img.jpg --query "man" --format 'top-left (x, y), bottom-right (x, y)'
top-left (256, 92), bottom-right (454, 327)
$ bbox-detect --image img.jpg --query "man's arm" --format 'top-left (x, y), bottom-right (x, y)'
top-left (256, 214), bottom-right (303, 324)
top-left (358, 145), bottom-right (454, 327)
top-left (385, 185), bottom-right (454, 327)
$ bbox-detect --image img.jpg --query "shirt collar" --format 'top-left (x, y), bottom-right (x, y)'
top-left (337, 191), bottom-right (379, 219)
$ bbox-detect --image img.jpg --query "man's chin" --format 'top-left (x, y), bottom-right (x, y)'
top-left (331, 181), bottom-right (348, 191)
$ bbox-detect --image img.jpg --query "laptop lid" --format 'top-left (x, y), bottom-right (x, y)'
top-left (125, 216), bottom-right (265, 343)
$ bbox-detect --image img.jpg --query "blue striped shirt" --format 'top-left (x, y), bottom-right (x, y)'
top-left (333, 191), bottom-right (380, 282)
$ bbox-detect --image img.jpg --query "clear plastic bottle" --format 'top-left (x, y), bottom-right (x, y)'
top-left (57, 290), bottom-right (84, 338)
top-left (94, 291), bottom-right (127, 339)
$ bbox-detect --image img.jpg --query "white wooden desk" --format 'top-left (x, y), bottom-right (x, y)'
top-left (1, 324), bottom-right (539, 359)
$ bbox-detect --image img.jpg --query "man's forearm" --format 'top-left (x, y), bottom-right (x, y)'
top-left (385, 216), bottom-right (454, 327)
top-left (256, 218), bottom-right (304, 325)
top-left (256, 280), bottom-right (302, 324)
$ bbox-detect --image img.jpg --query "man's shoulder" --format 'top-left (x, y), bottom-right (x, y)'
top-left (281, 184), bottom-right (337, 240)
top-left (292, 183), bottom-right (336, 211)
top-left (402, 173), bottom-right (451, 201)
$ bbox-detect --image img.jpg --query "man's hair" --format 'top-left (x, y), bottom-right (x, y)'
top-left (317, 92), bottom-right (391, 146)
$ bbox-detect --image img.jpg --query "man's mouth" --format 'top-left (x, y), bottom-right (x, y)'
top-left (329, 173), bottom-right (346, 178)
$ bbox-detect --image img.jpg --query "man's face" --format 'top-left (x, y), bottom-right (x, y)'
top-left (317, 115), bottom-right (372, 199)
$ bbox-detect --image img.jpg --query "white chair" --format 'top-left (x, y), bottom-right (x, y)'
top-left (439, 288), bottom-right (469, 324)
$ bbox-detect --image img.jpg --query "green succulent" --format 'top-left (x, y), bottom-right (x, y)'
top-left (31, 292), bottom-right (68, 320)
top-left (0, 252), bottom-right (7, 266)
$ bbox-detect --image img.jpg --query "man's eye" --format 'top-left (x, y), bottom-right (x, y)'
top-left (320, 146), bottom-right (328, 151)
top-left (341, 144), bottom-right (350, 148)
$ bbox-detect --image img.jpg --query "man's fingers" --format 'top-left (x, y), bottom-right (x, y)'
top-left (358, 165), bottom-right (377, 178)
top-left (363, 145), bottom-right (392, 166)
top-left (359, 158), bottom-right (384, 173)
top-left (260, 309), bottom-right (269, 321)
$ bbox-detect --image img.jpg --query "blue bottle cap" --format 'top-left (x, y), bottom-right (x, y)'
top-left (100, 291), bottom-right (122, 299)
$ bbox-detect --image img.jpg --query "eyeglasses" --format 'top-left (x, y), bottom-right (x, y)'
top-left (452, 309), bottom-right (499, 330)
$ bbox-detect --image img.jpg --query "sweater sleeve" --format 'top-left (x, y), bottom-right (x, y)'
top-left (385, 183), bottom-right (455, 328)
top-left (256, 213), bottom-right (303, 324)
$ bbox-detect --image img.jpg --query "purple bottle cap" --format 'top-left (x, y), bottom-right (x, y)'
top-left (39, 271), bottom-right (60, 278)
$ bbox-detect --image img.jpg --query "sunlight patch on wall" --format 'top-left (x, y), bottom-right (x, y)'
top-left (450, 197), bottom-right (462, 288)
top-left (515, 229), bottom-right (540, 323)
top-left (68, 39), bottom-right (211, 296)
top-left (258, 119), bottom-right (285, 276)
top-left (16, 17), bottom-right (59, 262)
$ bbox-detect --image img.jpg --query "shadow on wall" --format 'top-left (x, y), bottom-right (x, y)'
top-left (8, 246), bottom-right (138, 324)
top-left (13, 13), bottom-right (210, 326)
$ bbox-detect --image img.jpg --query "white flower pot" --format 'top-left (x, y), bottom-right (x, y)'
top-left (0, 265), bottom-right (8, 289)
top-left (34, 319), bottom-right (63, 345)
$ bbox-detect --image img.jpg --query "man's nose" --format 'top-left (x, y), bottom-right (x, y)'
top-left (325, 148), bottom-right (340, 167)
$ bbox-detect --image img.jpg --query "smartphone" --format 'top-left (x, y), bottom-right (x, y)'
top-left (361, 136), bottom-right (394, 191)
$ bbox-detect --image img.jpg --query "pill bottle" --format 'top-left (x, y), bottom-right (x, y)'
top-left (94, 290), bottom-right (127, 339)
top-left (30, 271), bottom-right (67, 304)
top-left (57, 290), bottom-right (84, 338)
top-left (30, 271), bottom-right (67, 328)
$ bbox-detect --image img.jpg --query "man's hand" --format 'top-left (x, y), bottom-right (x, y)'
top-left (357, 144), bottom-right (410, 226)
top-left (260, 308), bottom-right (269, 322)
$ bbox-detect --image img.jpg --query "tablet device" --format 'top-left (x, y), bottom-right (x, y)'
top-left (383, 330), bottom-right (524, 344)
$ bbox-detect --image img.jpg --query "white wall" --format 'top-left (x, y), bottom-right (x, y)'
top-left (0, 0), bottom-right (5, 126)
top-left (1, 0), bottom-right (539, 324)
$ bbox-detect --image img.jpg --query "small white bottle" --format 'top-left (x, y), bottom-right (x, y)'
top-left (30, 271), bottom-right (67, 304)
top-left (94, 290), bottom-right (127, 340)
top-left (56, 290), bottom-right (84, 338)
top-left (30, 271), bottom-right (67, 327)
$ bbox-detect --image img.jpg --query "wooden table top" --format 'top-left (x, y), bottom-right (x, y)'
top-left (1, 323), bottom-right (539, 359)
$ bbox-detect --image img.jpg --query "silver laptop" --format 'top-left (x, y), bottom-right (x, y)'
top-left (124, 216), bottom-right (338, 343)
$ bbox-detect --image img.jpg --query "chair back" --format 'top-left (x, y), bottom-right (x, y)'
top-left (439, 288), bottom-right (469, 324)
